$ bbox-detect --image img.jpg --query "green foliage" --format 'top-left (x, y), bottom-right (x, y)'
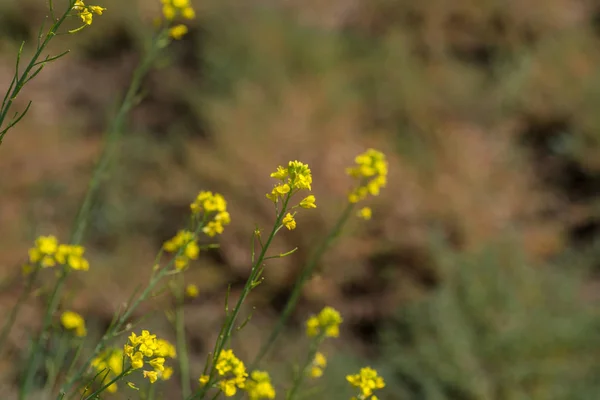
top-left (383, 239), bottom-right (600, 399)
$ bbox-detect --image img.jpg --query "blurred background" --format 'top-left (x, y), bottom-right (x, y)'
top-left (2, 0), bottom-right (600, 398)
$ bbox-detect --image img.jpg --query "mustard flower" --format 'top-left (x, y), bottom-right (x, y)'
top-left (169, 24), bottom-right (188, 39)
top-left (245, 370), bottom-right (276, 400)
top-left (124, 330), bottom-right (172, 384)
top-left (163, 230), bottom-right (199, 270)
top-left (161, 0), bottom-right (196, 21)
top-left (202, 349), bottom-right (248, 397)
top-left (346, 367), bottom-right (385, 400)
top-left (91, 348), bottom-right (124, 393)
top-left (190, 191), bottom-right (231, 237)
top-left (310, 352), bottom-right (327, 378)
top-left (161, 366), bottom-right (174, 381)
top-left (266, 160), bottom-right (313, 202)
top-left (357, 207), bottom-right (372, 220)
top-left (299, 195), bottom-right (317, 209)
top-left (346, 149), bottom-right (388, 203)
top-left (282, 213), bottom-right (296, 230)
top-left (28, 235), bottom-right (59, 268)
top-left (60, 311), bottom-right (87, 337)
top-left (27, 236), bottom-right (90, 271)
top-left (306, 306), bottom-right (343, 338)
top-left (186, 283), bottom-right (199, 298)
top-left (72, 0), bottom-right (106, 26)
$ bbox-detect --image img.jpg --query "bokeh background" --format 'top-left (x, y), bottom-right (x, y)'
top-left (2, 0), bottom-right (600, 398)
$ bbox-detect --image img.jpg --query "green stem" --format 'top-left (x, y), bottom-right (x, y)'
top-left (83, 367), bottom-right (132, 400)
top-left (187, 195), bottom-right (293, 400)
top-left (175, 274), bottom-right (192, 398)
top-left (0, 0), bottom-right (74, 142)
top-left (251, 202), bottom-right (354, 369)
top-left (286, 336), bottom-right (323, 400)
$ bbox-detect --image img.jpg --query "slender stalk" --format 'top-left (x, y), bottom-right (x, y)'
top-left (0, 0), bottom-right (75, 142)
top-left (175, 274), bottom-right (192, 398)
top-left (82, 367), bottom-right (132, 400)
top-left (286, 336), bottom-right (324, 400)
top-left (187, 195), bottom-right (293, 400)
top-left (251, 202), bottom-right (354, 368)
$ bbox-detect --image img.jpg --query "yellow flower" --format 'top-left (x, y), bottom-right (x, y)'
top-left (169, 24), bottom-right (188, 40)
top-left (163, 230), bottom-right (199, 270)
top-left (266, 161), bottom-right (313, 201)
top-left (282, 213), bottom-right (296, 230)
top-left (186, 284), bottom-right (199, 298)
top-left (149, 357), bottom-right (165, 372)
top-left (299, 195), bottom-right (317, 209)
top-left (346, 367), bottom-right (385, 399)
top-left (210, 349), bottom-right (248, 396)
top-left (199, 375), bottom-right (210, 385)
top-left (346, 149), bottom-right (388, 203)
top-left (190, 191), bottom-right (231, 237)
top-left (60, 311), bottom-right (87, 337)
top-left (245, 370), bottom-right (276, 400)
top-left (306, 306), bottom-right (343, 338)
top-left (357, 207), bottom-right (372, 220)
top-left (161, 0), bottom-right (196, 21)
top-left (71, 1), bottom-right (106, 26)
top-left (125, 330), bottom-right (171, 378)
top-left (28, 235), bottom-right (58, 268)
top-left (310, 352), bottom-right (327, 378)
top-left (143, 370), bottom-right (159, 383)
top-left (89, 5), bottom-right (106, 15)
top-left (161, 366), bottom-right (174, 381)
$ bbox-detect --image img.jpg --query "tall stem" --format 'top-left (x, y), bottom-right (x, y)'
top-left (175, 274), bottom-right (192, 398)
top-left (252, 202), bottom-right (354, 368)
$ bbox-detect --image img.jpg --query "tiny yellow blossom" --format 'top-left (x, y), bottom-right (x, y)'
top-left (161, 0), bottom-right (196, 21)
top-left (306, 306), bottom-right (343, 338)
top-left (207, 349), bottom-right (248, 396)
top-left (266, 161), bottom-right (313, 201)
top-left (299, 195), bottom-right (317, 209)
top-left (346, 367), bottom-right (385, 399)
top-left (186, 284), bottom-right (199, 298)
top-left (357, 207), bottom-right (372, 220)
top-left (169, 24), bottom-right (188, 40)
top-left (282, 213), bottom-right (296, 230)
top-left (60, 311), bottom-right (87, 337)
top-left (125, 330), bottom-right (172, 382)
top-left (71, 0), bottom-right (106, 26)
top-left (161, 366), bottom-right (174, 380)
top-left (346, 149), bottom-right (388, 203)
top-left (163, 230), bottom-right (199, 270)
top-left (245, 370), bottom-right (276, 399)
top-left (310, 352), bottom-right (327, 378)
top-left (199, 375), bottom-right (210, 385)
top-left (143, 370), bottom-right (159, 383)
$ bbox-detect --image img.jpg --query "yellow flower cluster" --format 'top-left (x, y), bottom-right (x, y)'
top-left (199, 349), bottom-right (248, 397)
top-left (266, 161), bottom-right (313, 202)
top-left (124, 330), bottom-right (175, 384)
top-left (160, 0), bottom-right (196, 39)
top-left (346, 367), bottom-right (385, 400)
top-left (91, 348), bottom-right (124, 393)
top-left (72, 0), bottom-right (106, 25)
top-left (310, 352), bottom-right (327, 378)
top-left (27, 235), bottom-right (90, 271)
top-left (190, 191), bottom-right (232, 237)
top-left (306, 306), bottom-right (343, 338)
top-left (163, 230), bottom-right (199, 270)
top-left (245, 370), bottom-right (276, 400)
top-left (346, 149), bottom-right (388, 203)
top-left (60, 311), bottom-right (87, 337)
